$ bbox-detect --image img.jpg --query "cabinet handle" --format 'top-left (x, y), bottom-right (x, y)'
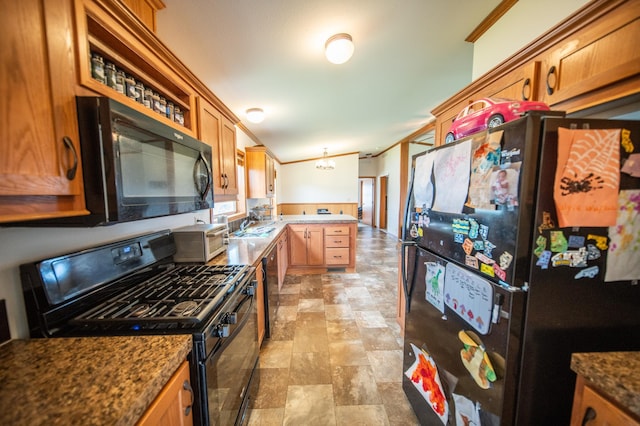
top-left (546, 65), bottom-right (556, 95)
top-left (521, 77), bottom-right (531, 100)
top-left (62, 136), bottom-right (78, 180)
top-left (581, 406), bottom-right (596, 425)
top-left (183, 380), bottom-right (194, 416)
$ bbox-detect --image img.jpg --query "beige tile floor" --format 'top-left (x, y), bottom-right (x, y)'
top-left (245, 224), bottom-right (420, 425)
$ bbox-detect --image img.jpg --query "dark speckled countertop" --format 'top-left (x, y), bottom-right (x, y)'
top-left (0, 335), bottom-right (192, 426)
top-left (213, 214), bottom-right (358, 267)
top-left (571, 352), bottom-right (640, 418)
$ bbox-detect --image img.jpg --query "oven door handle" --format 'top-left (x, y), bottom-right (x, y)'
top-left (208, 228), bottom-right (228, 238)
top-left (204, 293), bottom-right (254, 363)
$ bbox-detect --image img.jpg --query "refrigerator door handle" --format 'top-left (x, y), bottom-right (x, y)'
top-left (401, 241), bottom-right (416, 313)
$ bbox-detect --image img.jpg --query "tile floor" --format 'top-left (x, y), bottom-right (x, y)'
top-left (245, 224), bottom-right (420, 425)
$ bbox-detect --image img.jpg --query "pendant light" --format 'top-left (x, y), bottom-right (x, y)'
top-left (316, 148), bottom-right (336, 170)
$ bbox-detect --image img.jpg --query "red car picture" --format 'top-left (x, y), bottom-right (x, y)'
top-left (445, 97), bottom-right (550, 144)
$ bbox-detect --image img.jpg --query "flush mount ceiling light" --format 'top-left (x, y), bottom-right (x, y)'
top-left (316, 148), bottom-right (336, 170)
top-left (245, 108), bottom-right (265, 124)
top-left (324, 33), bottom-right (354, 65)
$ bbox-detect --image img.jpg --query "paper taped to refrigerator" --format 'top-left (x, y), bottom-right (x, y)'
top-left (605, 189), bottom-right (640, 282)
top-left (432, 140), bottom-right (471, 213)
top-left (444, 262), bottom-right (493, 335)
top-left (413, 151), bottom-right (436, 209)
top-left (425, 262), bottom-right (446, 313)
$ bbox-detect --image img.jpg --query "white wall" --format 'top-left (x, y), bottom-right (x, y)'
top-left (358, 157), bottom-right (377, 177)
top-left (472, 0), bottom-right (589, 79)
top-left (278, 154), bottom-right (359, 204)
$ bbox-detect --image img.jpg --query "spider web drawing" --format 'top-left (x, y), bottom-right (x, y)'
top-left (560, 129), bottom-right (621, 191)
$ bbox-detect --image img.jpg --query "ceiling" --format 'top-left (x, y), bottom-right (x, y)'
top-left (156, 0), bottom-right (503, 163)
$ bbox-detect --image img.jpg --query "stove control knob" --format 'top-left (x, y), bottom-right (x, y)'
top-left (225, 312), bottom-right (237, 324)
top-left (244, 282), bottom-right (256, 296)
top-left (217, 324), bottom-right (230, 338)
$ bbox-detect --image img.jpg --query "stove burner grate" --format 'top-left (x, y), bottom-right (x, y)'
top-left (70, 264), bottom-right (250, 328)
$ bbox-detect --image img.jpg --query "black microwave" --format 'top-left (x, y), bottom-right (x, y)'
top-left (71, 96), bottom-right (213, 226)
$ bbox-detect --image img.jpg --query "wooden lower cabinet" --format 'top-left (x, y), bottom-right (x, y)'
top-left (289, 224), bottom-right (324, 267)
top-left (276, 229), bottom-right (288, 290)
top-left (570, 375), bottom-right (640, 426)
top-left (324, 225), bottom-right (351, 266)
top-left (288, 223), bottom-right (357, 272)
top-left (137, 361), bottom-right (193, 426)
top-left (255, 262), bottom-right (265, 346)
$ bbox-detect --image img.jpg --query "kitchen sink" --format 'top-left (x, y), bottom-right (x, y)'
top-left (231, 224), bottom-right (276, 238)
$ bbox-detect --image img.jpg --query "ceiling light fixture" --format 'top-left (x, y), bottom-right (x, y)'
top-left (245, 108), bottom-right (265, 123)
top-left (316, 148), bottom-right (336, 170)
top-left (325, 33), bottom-right (354, 65)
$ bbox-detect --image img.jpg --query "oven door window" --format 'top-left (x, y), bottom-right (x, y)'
top-left (206, 292), bottom-right (258, 425)
top-left (113, 120), bottom-right (212, 206)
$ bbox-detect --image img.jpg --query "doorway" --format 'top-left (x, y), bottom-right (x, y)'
top-left (359, 177), bottom-right (375, 227)
top-left (379, 175), bottom-right (388, 231)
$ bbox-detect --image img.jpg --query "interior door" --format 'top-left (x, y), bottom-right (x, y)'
top-left (359, 177), bottom-right (375, 226)
top-left (379, 175), bottom-right (388, 231)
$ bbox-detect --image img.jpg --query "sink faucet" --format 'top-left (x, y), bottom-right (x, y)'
top-left (240, 219), bottom-right (255, 231)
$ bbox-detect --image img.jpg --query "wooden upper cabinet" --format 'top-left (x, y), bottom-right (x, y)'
top-left (540, 1), bottom-right (640, 111)
top-left (221, 116), bottom-right (238, 196)
top-left (197, 97), bottom-right (238, 198)
top-left (433, 61), bottom-right (541, 146)
top-left (246, 146), bottom-right (276, 198)
top-left (432, 0), bottom-right (640, 146)
top-left (119, 0), bottom-right (166, 32)
top-left (0, 0), bottom-right (88, 223)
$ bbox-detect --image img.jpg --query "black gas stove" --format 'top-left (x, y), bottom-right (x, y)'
top-left (20, 230), bottom-right (259, 425)
top-left (71, 264), bottom-right (248, 330)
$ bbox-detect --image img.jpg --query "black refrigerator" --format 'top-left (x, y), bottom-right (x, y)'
top-left (400, 112), bottom-right (640, 426)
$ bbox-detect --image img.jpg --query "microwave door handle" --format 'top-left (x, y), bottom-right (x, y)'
top-left (194, 153), bottom-right (212, 199)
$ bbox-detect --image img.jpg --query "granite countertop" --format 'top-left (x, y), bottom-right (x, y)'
top-left (0, 335), bottom-right (192, 426)
top-left (212, 214), bottom-right (358, 267)
top-left (571, 351), bottom-right (640, 418)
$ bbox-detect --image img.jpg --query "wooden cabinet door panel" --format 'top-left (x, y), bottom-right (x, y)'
top-left (543, 11), bottom-right (640, 107)
top-left (197, 99), bottom-right (237, 196)
top-left (1, 0), bottom-right (80, 196)
top-left (306, 227), bottom-right (324, 266)
top-left (137, 361), bottom-right (193, 426)
top-left (288, 225), bottom-right (308, 266)
top-left (197, 98), bottom-right (224, 194)
top-left (0, 0), bottom-right (86, 222)
top-left (221, 116), bottom-right (238, 195)
top-left (571, 378), bottom-right (640, 426)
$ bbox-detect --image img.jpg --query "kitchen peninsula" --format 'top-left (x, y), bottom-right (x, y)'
top-left (216, 215), bottom-right (358, 272)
